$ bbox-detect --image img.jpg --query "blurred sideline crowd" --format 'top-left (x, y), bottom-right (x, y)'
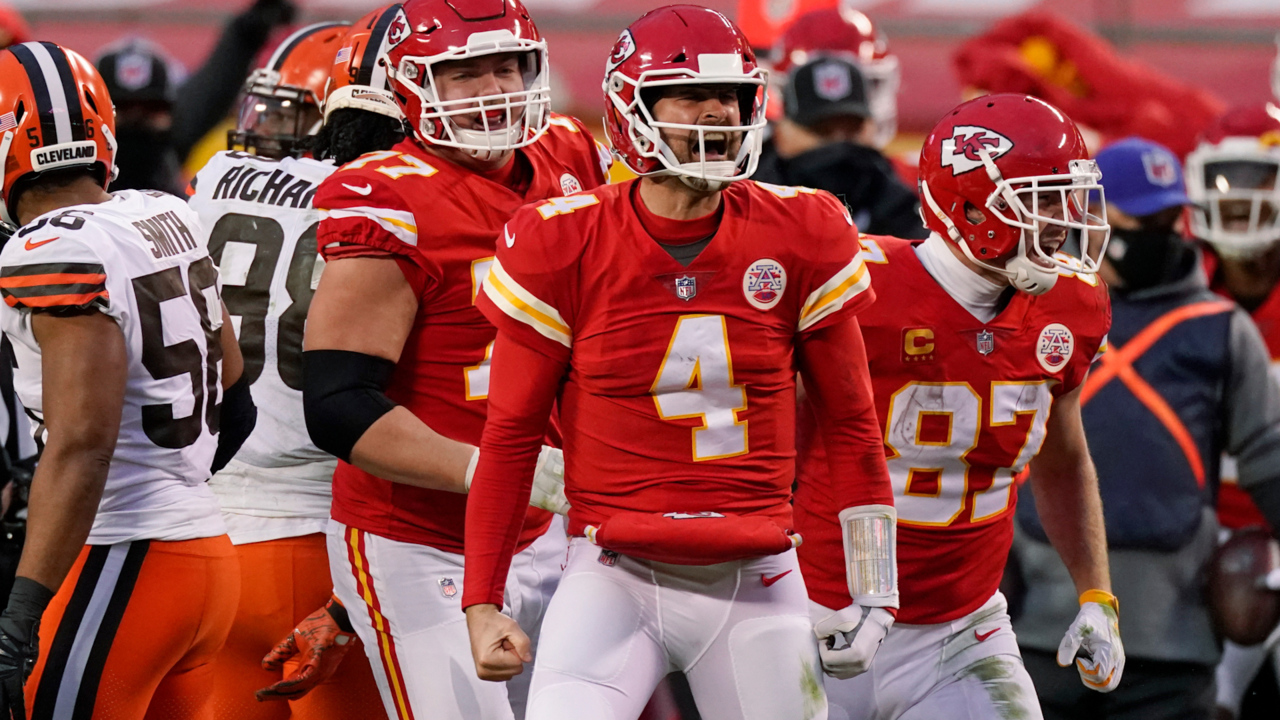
top-left (0, 1), bottom-right (1276, 719)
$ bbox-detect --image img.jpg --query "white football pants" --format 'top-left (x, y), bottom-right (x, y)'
top-left (328, 518), bottom-right (568, 720)
top-left (526, 537), bottom-right (827, 720)
top-left (819, 592), bottom-right (1042, 720)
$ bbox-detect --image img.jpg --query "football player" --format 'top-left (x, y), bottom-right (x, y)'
top-left (795, 94), bottom-right (1120, 719)
top-left (0, 41), bottom-right (252, 719)
top-left (300, 0), bottom-right (605, 717)
top-left (189, 19), bottom-right (396, 720)
top-left (462, 6), bottom-right (895, 720)
top-left (770, 6), bottom-right (900, 151)
top-left (1186, 105), bottom-right (1280, 719)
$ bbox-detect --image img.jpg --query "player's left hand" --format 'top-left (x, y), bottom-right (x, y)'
top-left (465, 603), bottom-right (532, 682)
top-left (813, 604), bottom-right (894, 679)
top-left (0, 578), bottom-right (54, 720)
top-left (256, 597), bottom-right (357, 702)
top-left (1057, 598), bottom-right (1124, 692)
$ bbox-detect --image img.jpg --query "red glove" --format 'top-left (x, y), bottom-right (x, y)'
top-left (255, 596), bottom-right (358, 702)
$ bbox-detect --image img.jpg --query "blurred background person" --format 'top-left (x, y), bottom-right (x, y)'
top-left (1011, 136), bottom-right (1280, 720)
top-left (753, 56), bottom-right (926, 239)
top-left (1186, 103), bottom-right (1280, 720)
top-left (94, 0), bottom-right (297, 194)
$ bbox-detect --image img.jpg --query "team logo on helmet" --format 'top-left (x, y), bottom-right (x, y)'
top-left (814, 61), bottom-right (852, 101)
top-left (386, 8), bottom-right (411, 48)
top-left (940, 125), bottom-right (1014, 176)
top-left (605, 29), bottom-right (636, 74)
top-left (1036, 323), bottom-right (1074, 373)
top-left (743, 259), bottom-right (787, 310)
top-left (1142, 149), bottom-right (1177, 187)
top-left (559, 172), bottom-right (582, 195)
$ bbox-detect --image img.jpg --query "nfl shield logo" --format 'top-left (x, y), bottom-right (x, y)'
top-left (675, 275), bottom-right (697, 301)
top-left (598, 549), bottom-right (619, 567)
top-left (438, 577), bottom-right (457, 598)
top-left (814, 61), bottom-right (852, 101)
top-left (976, 330), bottom-right (995, 356)
top-left (1142, 150), bottom-right (1178, 187)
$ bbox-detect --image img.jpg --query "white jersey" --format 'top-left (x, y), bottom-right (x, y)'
top-left (0, 190), bottom-right (226, 544)
top-left (189, 151), bottom-right (337, 542)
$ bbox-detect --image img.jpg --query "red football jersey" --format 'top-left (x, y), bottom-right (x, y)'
top-left (313, 115), bottom-right (608, 553)
top-left (1206, 250), bottom-right (1276, 531)
top-left (477, 179), bottom-right (876, 535)
top-left (796, 236), bottom-right (1111, 622)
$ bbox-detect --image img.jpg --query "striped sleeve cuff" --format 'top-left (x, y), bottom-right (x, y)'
top-left (0, 262), bottom-right (108, 312)
top-left (482, 259), bottom-right (571, 348)
top-left (798, 256), bottom-right (871, 332)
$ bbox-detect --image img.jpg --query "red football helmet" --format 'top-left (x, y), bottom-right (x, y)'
top-left (323, 4), bottom-right (407, 123)
top-left (231, 21), bottom-right (350, 158)
top-left (919, 94), bottom-right (1109, 295)
top-left (0, 42), bottom-right (117, 225)
top-left (1185, 104), bottom-right (1280, 258)
top-left (385, 0), bottom-right (549, 159)
top-left (772, 7), bottom-right (899, 148)
top-left (604, 5), bottom-right (768, 189)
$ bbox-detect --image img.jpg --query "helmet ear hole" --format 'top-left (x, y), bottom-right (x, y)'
top-left (13, 100), bottom-right (23, 125)
top-left (963, 202), bottom-right (986, 225)
top-left (82, 89), bottom-right (99, 115)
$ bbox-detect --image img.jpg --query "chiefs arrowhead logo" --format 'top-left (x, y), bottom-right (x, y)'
top-left (386, 8), bottom-right (411, 48)
top-left (940, 125), bottom-right (1014, 176)
top-left (605, 30), bottom-right (636, 74)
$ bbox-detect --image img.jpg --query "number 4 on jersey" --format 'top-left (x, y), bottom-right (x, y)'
top-left (651, 315), bottom-right (748, 461)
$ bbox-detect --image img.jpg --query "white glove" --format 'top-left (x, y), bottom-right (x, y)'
top-left (1057, 600), bottom-right (1124, 692)
top-left (528, 446), bottom-right (570, 515)
top-left (812, 604), bottom-right (894, 679)
top-left (463, 447), bottom-right (571, 515)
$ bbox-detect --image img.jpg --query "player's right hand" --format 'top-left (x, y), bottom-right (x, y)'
top-left (530, 446), bottom-right (569, 515)
top-left (0, 621), bottom-right (31, 720)
top-left (1057, 596), bottom-right (1124, 693)
top-left (255, 596), bottom-right (357, 702)
top-left (465, 603), bottom-right (532, 682)
top-left (813, 604), bottom-right (894, 679)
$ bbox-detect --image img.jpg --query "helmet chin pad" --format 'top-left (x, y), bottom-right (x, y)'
top-left (1006, 255), bottom-right (1059, 295)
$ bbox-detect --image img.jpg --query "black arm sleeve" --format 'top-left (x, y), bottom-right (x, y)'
top-left (171, 0), bottom-right (295, 160)
top-left (302, 350), bottom-right (398, 463)
top-left (212, 374), bottom-right (257, 474)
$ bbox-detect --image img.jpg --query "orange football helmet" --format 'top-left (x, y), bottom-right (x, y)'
top-left (229, 21), bottom-right (349, 158)
top-left (0, 41), bottom-right (117, 225)
top-left (324, 4), bottom-right (406, 122)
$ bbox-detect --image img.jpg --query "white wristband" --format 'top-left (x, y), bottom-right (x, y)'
top-left (463, 448), bottom-right (480, 492)
top-left (840, 504), bottom-right (899, 608)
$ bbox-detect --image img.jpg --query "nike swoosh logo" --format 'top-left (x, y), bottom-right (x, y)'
top-left (504, 225), bottom-right (516, 248)
top-left (342, 183), bottom-right (373, 196)
top-left (24, 237), bottom-right (57, 250)
top-left (761, 570), bottom-right (792, 587)
top-left (975, 628), bottom-right (998, 642)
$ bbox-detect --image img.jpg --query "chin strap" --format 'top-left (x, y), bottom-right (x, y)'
top-left (1005, 254), bottom-right (1059, 295)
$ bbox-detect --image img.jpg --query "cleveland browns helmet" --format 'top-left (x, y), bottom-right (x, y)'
top-left (229, 21), bottom-right (349, 158)
top-left (772, 7), bottom-right (899, 148)
top-left (0, 41), bottom-right (117, 225)
top-left (324, 4), bottom-right (406, 123)
top-left (603, 5), bottom-right (768, 190)
top-left (919, 94), bottom-right (1109, 295)
top-left (1185, 104), bottom-right (1280, 259)
top-left (385, 0), bottom-right (550, 160)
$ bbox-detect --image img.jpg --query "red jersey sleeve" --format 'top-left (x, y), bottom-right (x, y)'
top-left (794, 190), bottom-right (876, 334)
top-left (476, 198), bottom-right (590, 363)
top-left (314, 164), bottom-right (439, 298)
top-left (1060, 275), bottom-right (1113, 394)
top-left (545, 113), bottom-right (612, 190)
